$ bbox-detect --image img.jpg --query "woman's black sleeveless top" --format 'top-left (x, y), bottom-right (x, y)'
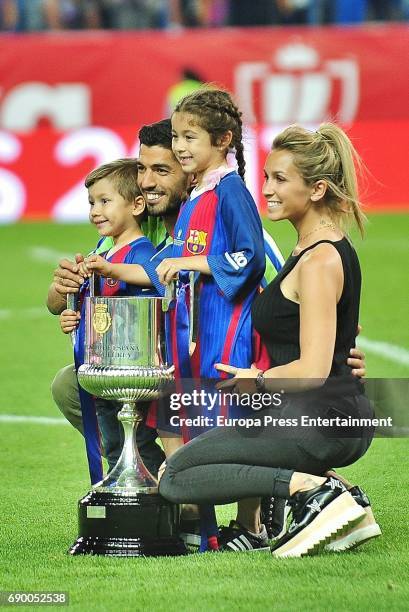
top-left (252, 238), bottom-right (361, 387)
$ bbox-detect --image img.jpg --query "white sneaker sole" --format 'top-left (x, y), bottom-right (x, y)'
top-left (272, 492), bottom-right (366, 559)
top-left (325, 523), bottom-right (382, 552)
top-left (180, 533), bottom-right (201, 548)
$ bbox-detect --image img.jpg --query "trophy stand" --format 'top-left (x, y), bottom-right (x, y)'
top-left (68, 291), bottom-right (187, 557)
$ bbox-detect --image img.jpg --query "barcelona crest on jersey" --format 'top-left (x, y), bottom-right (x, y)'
top-left (186, 229), bottom-right (208, 255)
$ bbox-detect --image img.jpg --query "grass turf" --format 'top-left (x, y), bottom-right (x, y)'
top-left (0, 214), bottom-right (408, 610)
top-left (1, 426), bottom-right (408, 610)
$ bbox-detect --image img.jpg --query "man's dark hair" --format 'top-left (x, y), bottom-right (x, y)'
top-left (138, 119), bottom-right (172, 150)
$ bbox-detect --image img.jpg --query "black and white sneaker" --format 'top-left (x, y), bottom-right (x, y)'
top-left (218, 520), bottom-right (270, 552)
top-left (325, 486), bottom-right (381, 552)
top-left (271, 477), bottom-right (366, 558)
top-left (260, 496), bottom-right (291, 539)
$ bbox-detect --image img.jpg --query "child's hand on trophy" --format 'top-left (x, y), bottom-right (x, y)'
top-left (76, 259), bottom-right (91, 278)
top-left (156, 257), bottom-right (184, 285)
top-left (83, 254), bottom-right (112, 278)
top-left (60, 308), bottom-right (81, 334)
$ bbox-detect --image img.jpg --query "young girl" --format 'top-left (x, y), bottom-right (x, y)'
top-left (153, 88), bottom-right (266, 551)
top-left (159, 123), bottom-right (378, 558)
top-left (156, 87), bottom-right (265, 384)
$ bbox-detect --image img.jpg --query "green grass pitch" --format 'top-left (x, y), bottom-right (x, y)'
top-left (0, 214), bottom-right (408, 611)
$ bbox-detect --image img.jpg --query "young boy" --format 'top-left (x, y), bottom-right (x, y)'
top-left (59, 159), bottom-right (161, 484)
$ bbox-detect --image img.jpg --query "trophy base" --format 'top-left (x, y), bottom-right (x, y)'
top-left (69, 489), bottom-right (188, 557)
top-left (69, 536), bottom-right (188, 557)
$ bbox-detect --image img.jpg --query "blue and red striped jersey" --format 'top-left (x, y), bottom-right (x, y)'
top-left (97, 236), bottom-right (157, 297)
top-left (170, 171), bottom-right (265, 378)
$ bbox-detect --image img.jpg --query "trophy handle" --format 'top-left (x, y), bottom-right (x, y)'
top-left (89, 273), bottom-right (100, 298)
top-left (66, 293), bottom-right (78, 348)
top-left (189, 272), bottom-right (200, 348)
top-left (163, 281), bottom-right (175, 311)
top-left (165, 273), bottom-right (199, 355)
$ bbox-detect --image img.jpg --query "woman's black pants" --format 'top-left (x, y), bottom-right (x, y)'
top-left (159, 393), bottom-right (374, 504)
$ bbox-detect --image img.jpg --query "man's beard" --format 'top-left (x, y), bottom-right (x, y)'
top-left (146, 193), bottom-right (184, 218)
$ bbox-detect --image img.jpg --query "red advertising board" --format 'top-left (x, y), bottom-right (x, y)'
top-left (0, 25), bottom-right (408, 221)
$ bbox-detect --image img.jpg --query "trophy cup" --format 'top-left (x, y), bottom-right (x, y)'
top-left (69, 285), bottom-right (187, 557)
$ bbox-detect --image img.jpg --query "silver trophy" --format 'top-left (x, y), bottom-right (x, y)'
top-left (69, 280), bottom-right (188, 556)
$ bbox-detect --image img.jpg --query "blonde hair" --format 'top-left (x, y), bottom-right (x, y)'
top-left (85, 158), bottom-right (141, 203)
top-left (272, 123), bottom-right (366, 236)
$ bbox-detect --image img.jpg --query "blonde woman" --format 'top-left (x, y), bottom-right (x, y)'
top-left (159, 124), bottom-right (377, 558)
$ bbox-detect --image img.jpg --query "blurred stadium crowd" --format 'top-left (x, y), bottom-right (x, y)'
top-left (1, 0), bottom-right (408, 32)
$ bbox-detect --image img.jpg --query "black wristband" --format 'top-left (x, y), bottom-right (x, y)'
top-left (255, 370), bottom-right (266, 392)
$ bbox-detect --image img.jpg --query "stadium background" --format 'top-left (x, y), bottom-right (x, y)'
top-left (1, 2), bottom-right (408, 610)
